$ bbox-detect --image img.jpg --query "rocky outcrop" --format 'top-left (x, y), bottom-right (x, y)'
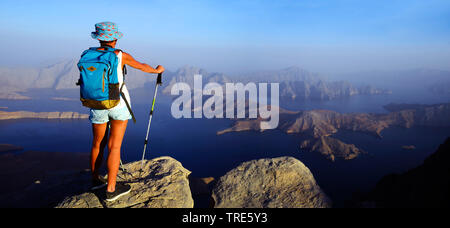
top-left (218, 109), bottom-right (389, 138)
top-left (216, 108), bottom-right (301, 135)
top-left (359, 138), bottom-right (450, 208)
top-left (382, 103), bottom-right (450, 128)
top-left (300, 137), bottom-right (364, 161)
top-left (212, 157), bottom-right (331, 208)
top-left (56, 157), bottom-right (194, 208)
top-left (401, 145), bottom-right (416, 150)
top-left (218, 103), bottom-right (450, 161)
top-left (2, 151), bottom-right (328, 208)
top-left (217, 109), bottom-right (382, 161)
top-left (279, 110), bottom-right (388, 138)
top-left (0, 111), bottom-right (88, 120)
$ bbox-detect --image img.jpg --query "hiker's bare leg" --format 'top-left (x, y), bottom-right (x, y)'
top-left (107, 119), bottom-right (128, 192)
top-left (91, 123), bottom-right (109, 180)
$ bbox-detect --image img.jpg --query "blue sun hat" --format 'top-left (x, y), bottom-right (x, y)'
top-left (91, 22), bottom-right (123, 41)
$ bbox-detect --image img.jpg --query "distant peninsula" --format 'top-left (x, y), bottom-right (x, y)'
top-left (0, 111), bottom-right (88, 120)
top-left (218, 103), bottom-right (450, 161)
top-left (0, 91), bottom-right (31, 100)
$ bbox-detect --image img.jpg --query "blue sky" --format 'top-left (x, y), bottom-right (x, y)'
top-left (0, 0), bottom-right (449, 74)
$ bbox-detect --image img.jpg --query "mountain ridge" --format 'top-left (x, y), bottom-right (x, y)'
top-left (0, 60), bottom-right (390, 101)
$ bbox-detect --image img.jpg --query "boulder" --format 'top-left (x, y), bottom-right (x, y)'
top-left (57, 156), bottom-right (194, 208)
top-left (212, 157), bottom-right (331, 208)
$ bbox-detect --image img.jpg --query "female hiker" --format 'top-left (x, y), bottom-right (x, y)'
top-left (84, 22), bottom-right (164, 202)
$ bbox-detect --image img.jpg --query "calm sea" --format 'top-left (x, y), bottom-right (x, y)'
top-left (1, 87), bottom-right (449, 207)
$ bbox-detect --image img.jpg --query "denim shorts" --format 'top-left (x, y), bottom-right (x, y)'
top-left (89, 106), bottom-right (132, 124)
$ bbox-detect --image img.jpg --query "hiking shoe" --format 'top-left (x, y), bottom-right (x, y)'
top-left (91, 176), bottom-right (108, 191)
top-left (105, 183), bottom-right (132, 202)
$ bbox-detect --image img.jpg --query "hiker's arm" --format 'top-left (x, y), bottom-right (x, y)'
top-left (122, 52), bottom-right (165, 74)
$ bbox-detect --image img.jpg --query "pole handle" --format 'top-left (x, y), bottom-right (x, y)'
top-left (157, 73), bottom-right (162, 85)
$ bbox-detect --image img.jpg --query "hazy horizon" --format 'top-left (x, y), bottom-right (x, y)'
top-left (1, 0), bottom-right (450, 75)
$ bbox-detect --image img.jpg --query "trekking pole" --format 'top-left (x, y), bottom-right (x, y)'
top-left (140, 72), bottom-right (163, 171)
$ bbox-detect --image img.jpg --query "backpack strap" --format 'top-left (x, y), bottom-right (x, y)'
top-left (122, 65), bottom-right (127, 81)
top-left (88, 47), bottom-right (121, 76)
top-left (120, 83), bottom-right (136, 123)
top-left (115, 50), bottom-right (134, 122)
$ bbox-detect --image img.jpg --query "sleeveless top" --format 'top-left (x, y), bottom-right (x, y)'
top-left (109, 51), bottom-right (131, 111)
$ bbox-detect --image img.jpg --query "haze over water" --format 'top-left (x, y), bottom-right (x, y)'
top-left (1, 0), bottom-right (450, 207)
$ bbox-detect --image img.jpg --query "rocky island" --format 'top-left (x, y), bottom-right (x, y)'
top-left (401, 145), bottom-right (416, 150)
top-left (300, 136), bottom-right (364, 161)
top-left (218, 103), bottom-right (450, 161)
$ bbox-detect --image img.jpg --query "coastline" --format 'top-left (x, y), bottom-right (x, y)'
top-left (0, 110), bottom-right (88, 120)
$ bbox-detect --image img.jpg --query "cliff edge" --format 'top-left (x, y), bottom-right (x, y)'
top-left (56, 156), bottom-right (330, 208)
top-left (359, 138), bottom-right (450, 208)
top-left (57, 157), bottom-right (194, 208)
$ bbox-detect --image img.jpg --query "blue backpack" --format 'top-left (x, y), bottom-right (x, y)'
top-left (76, 47), bottom-right (136, 122)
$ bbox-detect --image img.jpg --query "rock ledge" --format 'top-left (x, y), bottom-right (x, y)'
top-left (56, 156), bottom-right (194, 208)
